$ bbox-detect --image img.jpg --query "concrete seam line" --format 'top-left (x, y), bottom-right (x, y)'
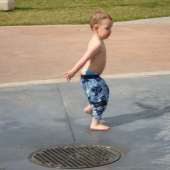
top-left (56, 84), bottom-right (76, 143)
top-left (0, 71), bottom-right (170, 88)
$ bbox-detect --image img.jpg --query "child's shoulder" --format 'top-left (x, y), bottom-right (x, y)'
top-left (88, 37), bottom-right (103, 49)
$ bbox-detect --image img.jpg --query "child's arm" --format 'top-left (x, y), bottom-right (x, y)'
top-left (65, 42), bottom-right (101, 82)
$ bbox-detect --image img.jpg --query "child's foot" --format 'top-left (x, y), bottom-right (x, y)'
top-left (84, 105), bottom-right (92, 115)
top-left (90, 124), bottom-right (110, 131)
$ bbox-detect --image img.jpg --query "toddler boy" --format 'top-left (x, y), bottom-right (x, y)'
top-left (65, 11), bottom-right (113, 131)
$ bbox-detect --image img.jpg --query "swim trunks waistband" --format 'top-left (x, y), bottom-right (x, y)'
top-left (81, 74), bottom-right (99, 79)
top-left (81, 69), bottom-right (99, 75)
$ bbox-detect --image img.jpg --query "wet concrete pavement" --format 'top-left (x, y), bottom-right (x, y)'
top-left (0, 17), bottom-right (170, 170)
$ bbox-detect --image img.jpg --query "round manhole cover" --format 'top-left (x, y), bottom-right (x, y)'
top-left (28, 144), bottom-right (121, 169)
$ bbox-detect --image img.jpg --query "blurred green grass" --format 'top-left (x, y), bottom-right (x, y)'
top-left (0, 0), bottom-right (170, 26)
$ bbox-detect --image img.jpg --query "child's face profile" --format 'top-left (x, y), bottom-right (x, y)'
top-left (96, 18), bottom-right (113, 40)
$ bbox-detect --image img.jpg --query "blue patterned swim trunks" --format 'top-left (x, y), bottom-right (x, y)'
top-left (80, 74), bottom-right (109, 119)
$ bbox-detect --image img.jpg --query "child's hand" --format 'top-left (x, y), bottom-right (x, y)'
top-left (64, 70), bottom-right (75, 82)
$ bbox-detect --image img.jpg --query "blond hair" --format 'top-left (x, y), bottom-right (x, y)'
top-left (90, 11), bottom-right (113, 30)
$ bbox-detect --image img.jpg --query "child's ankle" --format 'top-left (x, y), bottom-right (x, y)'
top-left (91, 118), bottom-right (100, 126)
top-left (90, 118), bottom-right (110, 131)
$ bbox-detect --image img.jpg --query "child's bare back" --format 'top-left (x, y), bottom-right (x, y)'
top-left (83, 37), bottom-right (106, 75)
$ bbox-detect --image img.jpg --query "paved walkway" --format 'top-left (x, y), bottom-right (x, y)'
top-left (0, 17), bottom-right (170, 170)
top-left (0, 17), bottom-right (170, 84)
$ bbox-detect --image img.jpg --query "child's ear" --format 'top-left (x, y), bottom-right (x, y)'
top-left (93, 24), bottom-right (99, 31)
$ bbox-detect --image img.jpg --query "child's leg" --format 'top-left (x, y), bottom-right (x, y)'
top-left (84, 104), bottom-right (92, 115)
top-left (84, 105), bottom-right (110, 131)
top-left (80, 76), bottom-right (110, 130)
top-left (90, 118), bottom-right (110, 131)
top-left (89, 77), bottom-right (110, 130)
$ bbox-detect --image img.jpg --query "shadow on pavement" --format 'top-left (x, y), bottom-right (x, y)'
top-left (103, 103), bottom-right (170, 127)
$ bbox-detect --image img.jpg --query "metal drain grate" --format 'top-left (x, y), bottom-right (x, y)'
top-left (28, 144), bottom-right (121, 169)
